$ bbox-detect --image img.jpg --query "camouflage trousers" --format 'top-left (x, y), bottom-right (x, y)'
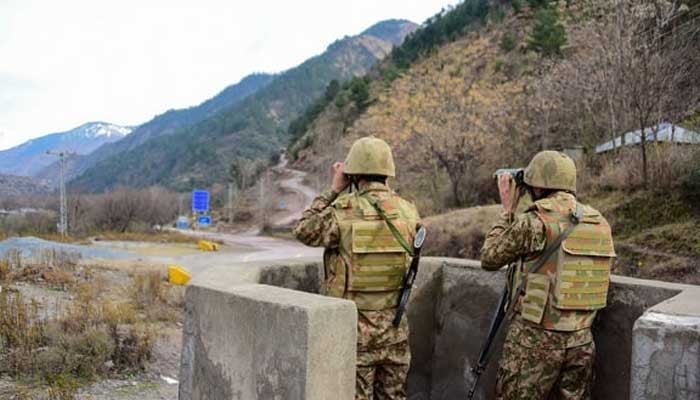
top-left (496, 319), bottom-right (595, 400)
top-left (355, 309), bottom-right (410, 400)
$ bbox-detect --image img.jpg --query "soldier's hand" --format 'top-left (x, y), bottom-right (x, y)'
top-left (331, 162), bottom-right (349, 193)
top-left (498, 174), bottom-right (519, 214)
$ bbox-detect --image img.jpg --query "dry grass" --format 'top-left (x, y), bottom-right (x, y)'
top-left (592, 145), bottom-right (698, 192)
top-left (1, 249), bottom-right (82, 291)
top-left (0, 250), bottom-right (186, 397)
top-left (128, 271), bottom-right (184, 323)
top-left (422, 205), bottom-right (501, 259)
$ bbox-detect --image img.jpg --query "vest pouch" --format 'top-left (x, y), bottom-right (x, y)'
top-left (350, 220), bottom-right (408, 292)
top-left (553, 220), bottom-right (615, 311)
top-left (520, 273), bottom-right (550, 325)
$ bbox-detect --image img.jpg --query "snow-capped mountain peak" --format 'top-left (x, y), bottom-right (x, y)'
top-left (79, 122), bottom-right (132, 139)
top-left (0, 121), bottom-right (133, 177)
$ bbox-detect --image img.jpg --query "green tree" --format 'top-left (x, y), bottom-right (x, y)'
top-left (528, 6), bottom-right (567, 57)
top-left (500, 32), bottom-right (517, 52)
top-left (349, 77), bottom-right (370, 109)
top-left (526, 0), bottom-right (551, 8)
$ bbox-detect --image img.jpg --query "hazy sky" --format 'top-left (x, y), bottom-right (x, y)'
top-left (0, 0), bottom-right (457, 151)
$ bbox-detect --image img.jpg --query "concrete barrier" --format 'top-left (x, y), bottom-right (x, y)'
top-left (179, 262), bottom-right (356, 400)
top-left (179, 257), bottom-right (700, 400)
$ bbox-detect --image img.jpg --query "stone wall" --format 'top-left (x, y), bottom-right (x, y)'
top-left (179, 257), bottom-right (700, 400)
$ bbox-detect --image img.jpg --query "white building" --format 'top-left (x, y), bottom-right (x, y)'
top-left (595, 122), bottom-right (700, 154)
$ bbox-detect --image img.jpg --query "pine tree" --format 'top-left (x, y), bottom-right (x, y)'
top-left (528, 6), bottom-right (568, 57)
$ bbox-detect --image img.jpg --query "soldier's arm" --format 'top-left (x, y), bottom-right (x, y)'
top-left (480, 211), bottom-right (546, 271)
top-left (292, 188), bottom-right (341, 248)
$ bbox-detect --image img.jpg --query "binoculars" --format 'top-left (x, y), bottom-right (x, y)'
top-left (493, 168), bottom-right (525, 186)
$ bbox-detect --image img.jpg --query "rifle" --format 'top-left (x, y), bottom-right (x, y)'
top-left (393, 226), bottom-right (426, 327)
top-left (467, 205), bottom-right (582, 399)
top-left (362, 195), bottom-right (427, 327)
top-left (467, 277), bottom-right (510, 399)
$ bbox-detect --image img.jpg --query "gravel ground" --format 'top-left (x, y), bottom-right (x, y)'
top-left (0, 237), bottom-right (136, 262)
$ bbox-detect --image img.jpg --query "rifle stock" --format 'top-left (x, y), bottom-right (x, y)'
top-left (467, 280), bottom-right (510, 399)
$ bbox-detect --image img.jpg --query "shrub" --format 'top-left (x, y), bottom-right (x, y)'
top-left (512, 0), bottom-right (524, 13)
top-left (0, 274), bottom-right (158, 389)
top-left (681, 160), bottom-right (700, 203)
top-left (528, 6), bottom-right (568, 57)
top-left (500, 32), bottom-right (517, 52)
top-left (129, 271), bottom-right (183, 322)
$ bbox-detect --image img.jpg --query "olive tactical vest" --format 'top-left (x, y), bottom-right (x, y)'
top-left (519, 193), bottom-right (616, 331)
top-left (327, 184), bottom-right (419, 311)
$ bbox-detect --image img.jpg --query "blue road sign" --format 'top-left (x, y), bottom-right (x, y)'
top-left (192, 190), bottom-right (210, 212)
top-left (197, 215), bottom-right (212, 227)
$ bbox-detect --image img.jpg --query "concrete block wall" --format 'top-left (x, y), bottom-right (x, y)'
top-left (179, 262), bottom-right (356, 400)
top-left (180, 257), bottom-right (700, 400)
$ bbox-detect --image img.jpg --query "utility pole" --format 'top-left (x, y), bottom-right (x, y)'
top-left (259, 173), bottom-right (266, 229)
top-left (46, 150), bottom-right (74, 237)
top-left (227, 183), bottom-right (237, 223)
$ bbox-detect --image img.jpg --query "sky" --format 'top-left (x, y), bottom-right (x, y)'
top-left (0, 0), bottom-right (457, 151)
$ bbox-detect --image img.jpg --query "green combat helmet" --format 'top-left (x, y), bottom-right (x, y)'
top-left (344, 136), bottom-right (396, 177)
top-left (524, 150), bottom-right (577, 192)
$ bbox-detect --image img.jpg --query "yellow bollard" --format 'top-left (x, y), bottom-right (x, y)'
top-left (168, 265), bottom-right (192, 286)
top-left (197, 240), bottom-right (219, 251)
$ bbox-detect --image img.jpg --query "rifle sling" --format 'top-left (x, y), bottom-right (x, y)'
top-left (507, 204), bottom-right (582, 314)
top-left (364, 195), bottom-right (414, 256)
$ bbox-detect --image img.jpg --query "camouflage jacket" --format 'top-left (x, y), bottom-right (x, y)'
top-left (480, 191), bottom-right (598, 348)
top-left (293, 182), bottom-right (420, 310)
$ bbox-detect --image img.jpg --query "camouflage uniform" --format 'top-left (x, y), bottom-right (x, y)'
top-left (481, 160), bottom-right (614, 400)
top-left (294, 182), bottom-right (420, 400)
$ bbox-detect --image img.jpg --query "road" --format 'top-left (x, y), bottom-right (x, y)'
top-left (269, 153), bottom-right (318, 227)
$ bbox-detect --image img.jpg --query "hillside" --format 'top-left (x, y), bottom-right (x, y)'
top-left (0, 174), bottom-right (50, 197)
top-left (40, 73), bottom-right (275, 184)
top-left (70, 19), bottom-right (418, 192)
top-left (288, 0), bottom-right (700, 283)
top-left (0, 122), bottom-right (131, 177)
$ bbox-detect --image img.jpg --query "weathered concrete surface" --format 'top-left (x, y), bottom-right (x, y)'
top-left (180, 257), bottom-right (700, 400)
top-left (631, 312), bottom-right (700, 400)
top-left (405, 258), bottom-right (696, 400)
top-left (179, 262), bottom-right (356, 400)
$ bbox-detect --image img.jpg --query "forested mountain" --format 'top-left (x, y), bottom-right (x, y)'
top-left (288, 0), bottom-right (700, 284)
top-left (41, 73), bottom-right (275, 184)
top-left (290, 0), bottom-right (700, 212)
top-left (71, 19), bottom-right (417, 192)
top-left (0, 122), bottom-right (131, 177)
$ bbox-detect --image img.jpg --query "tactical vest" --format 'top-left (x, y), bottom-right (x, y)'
top-left (519, 194), bottom-right (616, 331)
top-left (327, 186), bottom-right (419, 311)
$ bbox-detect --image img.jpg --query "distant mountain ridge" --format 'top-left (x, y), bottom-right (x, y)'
top-left (71, 19), bottom-right (418, 192)
top-left (0, 122), bottom-right (131, 177)
top-left (0, 173), bottom-right (50, 197)
top-left (42, 73), bottom-right (276, 183)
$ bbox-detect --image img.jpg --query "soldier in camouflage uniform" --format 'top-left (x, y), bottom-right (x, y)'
top-left (293, 136), bottom-right (421, 400)
top-left (480, 151), bottom-right (615, 400)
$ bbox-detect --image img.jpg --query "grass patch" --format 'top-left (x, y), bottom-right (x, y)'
top-left (422, 205), bottom-right (501, 259)
top-left (0, 250), bottom-right (184, 395)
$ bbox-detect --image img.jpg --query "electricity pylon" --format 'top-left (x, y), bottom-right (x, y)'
top-left (46, 150), bottom-right (75, 237)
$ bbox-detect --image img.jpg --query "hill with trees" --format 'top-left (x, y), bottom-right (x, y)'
top-left (289, 0), bottom-right (700, 283)
top-left (70, 20), bottom-right (418, 192)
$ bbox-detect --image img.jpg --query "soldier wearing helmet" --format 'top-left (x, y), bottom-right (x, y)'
top-left (480, 151), bottom-right (615, 399)
top-left (294, 136), bottom-right (421, 400)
